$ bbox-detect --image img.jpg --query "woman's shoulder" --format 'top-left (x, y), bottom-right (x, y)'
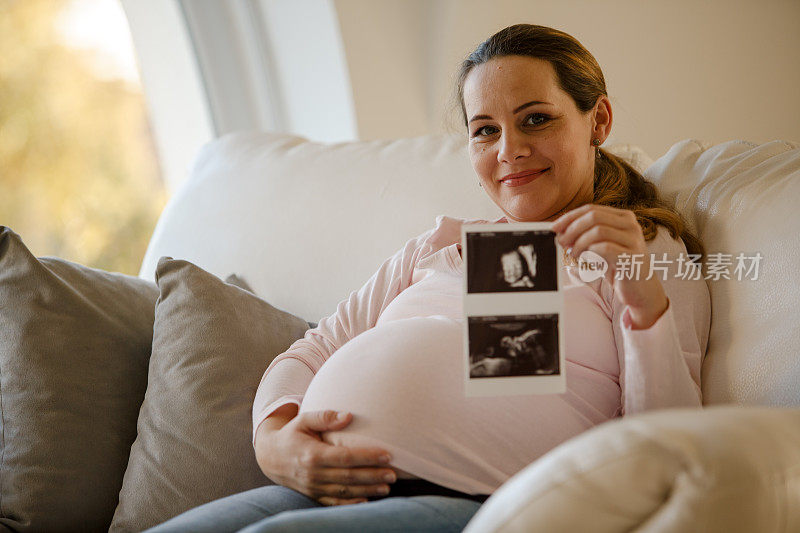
top-left (645, 224), bottom-right (690, 256)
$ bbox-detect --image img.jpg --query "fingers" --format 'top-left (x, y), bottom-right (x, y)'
top-left (553, 206), bottom-right (644, 265)
top-left (552, 203), bottom-right (629, 234)
top-left (312, 466), bottom-right (397, 486)
top-left (297, 410), bottom-right (352, 432)
top-left (291, 411), bottom-right (396, 506)
top-left (568, 225), bottom-right (637, 260)
top-left (304, 463), bottom-right (397, 505)
top-left (295, 411), bottom-right (392, 468)
top-left (312, 444), bottom-right (393, 468)
top-left (556, 206), bottom-right (636, 249)
top-left (315, 482), bottom-right (392, 501)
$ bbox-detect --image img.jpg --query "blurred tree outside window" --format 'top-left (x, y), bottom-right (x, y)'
top-left (0, 0), bottom-right (166, 275)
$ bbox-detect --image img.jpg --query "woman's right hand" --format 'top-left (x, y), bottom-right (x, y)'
top-left (255, 409), bottom-right (397, 506)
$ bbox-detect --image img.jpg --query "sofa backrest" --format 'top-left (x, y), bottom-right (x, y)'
top-left (138, 132), bottom-right (650, 322)
top-left (139, 132), bottom-right (799, 408)
top-left (140, 132), bottom-right (496, 322)
top-left (643, 139), bottom-right (800, 407)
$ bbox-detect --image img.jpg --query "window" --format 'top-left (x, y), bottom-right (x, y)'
top-left (0, 0), bottom-right (166, 275)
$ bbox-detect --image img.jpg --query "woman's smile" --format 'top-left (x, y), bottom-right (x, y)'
top-left (500, 168), bottom-right (549, 187)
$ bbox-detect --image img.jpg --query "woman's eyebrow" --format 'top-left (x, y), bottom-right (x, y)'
top-left (468, 101), bottom-right (552, 123)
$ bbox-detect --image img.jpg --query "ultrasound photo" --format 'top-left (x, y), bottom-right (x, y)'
top-left (468, 314), bottom-right (560, 378)
top-left (461, 221), bottom-right (566, 396)
top-left (465, 229), bottom-right (557, 293)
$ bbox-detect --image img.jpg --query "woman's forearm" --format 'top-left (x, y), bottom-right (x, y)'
top-left (264, 403), bottom-right (299, 429)
top-left (251, 357), bottom-right (314, 447)
top-left (255, 403), bottom-right (299, 448)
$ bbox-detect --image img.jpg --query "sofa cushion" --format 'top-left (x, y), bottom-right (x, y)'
top-left (109, 256), bottom-right (310, 532)
top-left (643, 139), bottom-right (800, 406)
top-left (0, 226), bottom-right (158, 533)
top-left (138, 132), bottom-right (652, 323)
top-left (463, 405), bottom-right (800, 533)
top-left (225, 273), bottom-right (317, 329)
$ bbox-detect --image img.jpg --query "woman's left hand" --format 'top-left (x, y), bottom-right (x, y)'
top-left (552, 203), bottom-right (669, 329)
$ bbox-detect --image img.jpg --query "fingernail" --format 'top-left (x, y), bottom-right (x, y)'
top-left (379, 454), bottom-right (391, 464)
top-left (337, 412), bottom-right (349, 421)
top-left (384, 472), bottom-right (396, 483)
top-left (378, 486), bottom-right (390, 494)
top-left (566, 247), bottom-right (573, 256)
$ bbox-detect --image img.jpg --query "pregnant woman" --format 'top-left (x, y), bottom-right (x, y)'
top-left (146, 23), bottom-right (710, 532)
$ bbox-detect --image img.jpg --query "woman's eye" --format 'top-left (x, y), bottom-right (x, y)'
top-left (472, 114), bottom-right (550, 137)
top-left (525, 113), bottom-right (550, 126)
top-left (473, 125), bottom-right (498, 137)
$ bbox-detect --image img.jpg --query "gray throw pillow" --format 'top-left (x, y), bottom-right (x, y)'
top-left (109, 256), bottom-right (311, 532)
top-left (0, 226), bottom-right (158, 533)
top-left (224, 272), bottom-right (255, 293)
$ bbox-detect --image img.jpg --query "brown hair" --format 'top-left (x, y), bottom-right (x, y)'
top-left (455, 24), bottom-right (705, 260)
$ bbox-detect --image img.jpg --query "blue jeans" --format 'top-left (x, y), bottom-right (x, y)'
top-left (143, 484), bottom-right (484, 532)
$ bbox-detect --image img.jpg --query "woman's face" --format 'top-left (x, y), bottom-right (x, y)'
top-left (462, 55), bottom-right (609, 222)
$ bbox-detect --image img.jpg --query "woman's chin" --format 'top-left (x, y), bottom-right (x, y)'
top-left (502, 211), bottom-right (548, 223)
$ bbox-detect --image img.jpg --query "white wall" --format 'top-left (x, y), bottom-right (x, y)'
top-left (257, 0), bottom-right (358, 142)
top-left (335, 0), bottom-right (800, 158)
top-left (334, 0), bottom-right (430, 142)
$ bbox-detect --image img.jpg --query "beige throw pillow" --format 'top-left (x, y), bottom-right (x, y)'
top-left (109, 256), bottom-right (310, 532)
top-left (0, 226), bottom-right (158, 533)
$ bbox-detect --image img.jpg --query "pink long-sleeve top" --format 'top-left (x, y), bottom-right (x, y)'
top-left (251, 214), bottom-right (711, 495)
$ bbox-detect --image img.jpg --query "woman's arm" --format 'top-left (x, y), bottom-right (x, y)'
top-left (552, 204), bottom-right (711, 416)
top-left (610, 226), bottom-right (711, 415)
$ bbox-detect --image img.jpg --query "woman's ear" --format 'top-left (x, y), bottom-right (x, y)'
top-left (592, 95), bottom-right (613, 143)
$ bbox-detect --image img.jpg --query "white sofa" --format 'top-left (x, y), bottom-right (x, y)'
top-left (140, 132), bottom-right (800, 532)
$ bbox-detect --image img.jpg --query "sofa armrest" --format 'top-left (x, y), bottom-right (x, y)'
top-left (464, 406), bottom-right (800, 533)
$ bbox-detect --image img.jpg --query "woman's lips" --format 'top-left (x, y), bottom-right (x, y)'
top-left (500, 168), bottom-right (549, 187)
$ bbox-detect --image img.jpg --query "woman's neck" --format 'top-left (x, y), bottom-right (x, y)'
top-left (545, 182), bottom-right (593, 222)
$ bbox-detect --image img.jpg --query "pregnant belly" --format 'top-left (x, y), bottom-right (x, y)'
top-left (300, 316), bottom-right (459, 480)
top-left (298, 316), bottom-right (598, 493)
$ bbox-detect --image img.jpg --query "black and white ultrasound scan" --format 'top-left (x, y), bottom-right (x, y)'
top-left (461, 222), bottom-right (566, 397)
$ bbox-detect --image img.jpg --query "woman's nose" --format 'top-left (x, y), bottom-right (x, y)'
top-left (497, 131), bottom-right (532, 163)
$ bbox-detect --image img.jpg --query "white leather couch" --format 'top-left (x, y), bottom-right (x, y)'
top-left (140, 132), bottom-right (800, 532)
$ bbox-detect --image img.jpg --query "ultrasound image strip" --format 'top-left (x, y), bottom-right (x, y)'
top-left (461, 222), bottom-right (566, 397)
